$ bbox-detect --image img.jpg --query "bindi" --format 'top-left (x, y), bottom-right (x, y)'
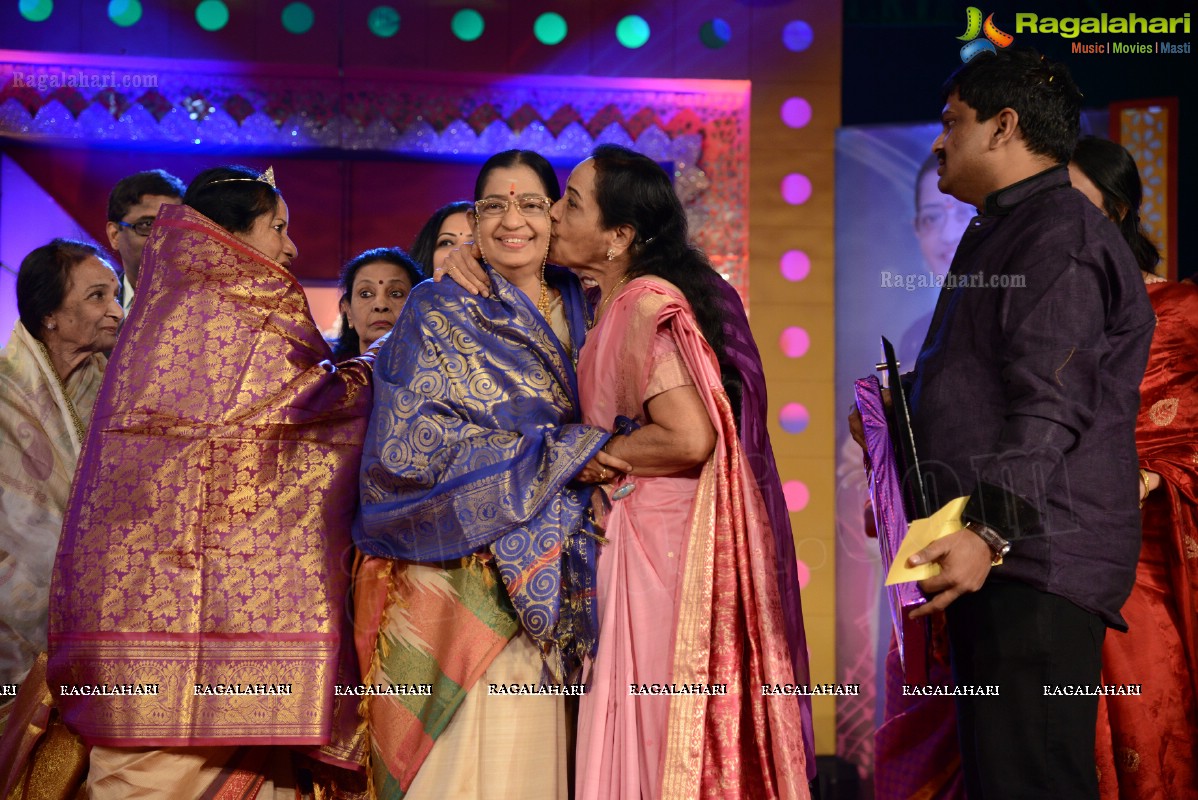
top-left (509, 182), bottom-right (516, 197)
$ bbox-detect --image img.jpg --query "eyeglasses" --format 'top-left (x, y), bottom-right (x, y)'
top-left (474, 195), bottom-right (553, 219)
top-left (115, 219), bottom-right (155, 237)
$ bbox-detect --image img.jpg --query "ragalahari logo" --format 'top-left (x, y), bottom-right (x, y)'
top-left (957, 7), bottom-right (1015, 62)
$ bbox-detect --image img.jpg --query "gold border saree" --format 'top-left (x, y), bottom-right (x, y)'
top-left (48, 203), bottom-right (371, 766)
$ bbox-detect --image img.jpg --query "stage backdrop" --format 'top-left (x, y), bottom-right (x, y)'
top-left (1, 0), bottom-right (843, 756)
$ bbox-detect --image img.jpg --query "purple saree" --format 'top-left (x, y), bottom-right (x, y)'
top-left (48, 203), bottom-right (371, 767)
top-left (712, 276), bottom-right (815, 778)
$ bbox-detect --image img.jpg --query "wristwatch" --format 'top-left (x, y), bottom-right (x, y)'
top-left (963, 520), bottom-right (1010, 565)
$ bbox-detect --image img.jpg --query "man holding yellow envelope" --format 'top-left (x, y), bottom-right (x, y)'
top-left (855, 48), bottom-right (1154, 800)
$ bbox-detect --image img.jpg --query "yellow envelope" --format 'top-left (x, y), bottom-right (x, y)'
top-left (885, 496), bottom-right (969, 585)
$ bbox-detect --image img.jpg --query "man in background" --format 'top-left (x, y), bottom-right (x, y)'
top-left (105, 169), bottom-right (185, 311)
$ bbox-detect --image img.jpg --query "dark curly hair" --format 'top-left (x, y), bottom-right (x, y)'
top-left (942, 47), bottom-right (1082, 164)
top-left (331, 247), bottom-right (425, 360)
top-left (409, 201), bottom-right (473, 273)
top-left (1071, 136), bottom-right (1160, 274)
top-left (589, 144), bottom-right (741, 419)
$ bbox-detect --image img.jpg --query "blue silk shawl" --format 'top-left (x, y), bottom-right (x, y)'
top-left (355, 264), bottom-right (607, 680)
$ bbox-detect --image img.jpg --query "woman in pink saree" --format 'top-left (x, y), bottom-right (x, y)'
top-left (553, 145), bottom-right (810, 799)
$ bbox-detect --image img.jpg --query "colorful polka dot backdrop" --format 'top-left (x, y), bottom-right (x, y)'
top-left (781, 173), bottom-right (812, 205)
top-left (780, 327), bottom-right (810, 358)
top-left (780, 250), bottom-right (810, 282)
top-left (782, 19), bottom-right (813, 52)
top-left (779, 402), bottom-right (809, 434)
top-left (781, 97), bottom-right (812, 129)
top-left (783, 480), bottom-right (810, 512)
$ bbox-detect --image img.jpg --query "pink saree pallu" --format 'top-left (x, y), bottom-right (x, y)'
top-left (47, 203), bottom-right (371, 768)
top-left (576, 279), bottom-right (809, 800)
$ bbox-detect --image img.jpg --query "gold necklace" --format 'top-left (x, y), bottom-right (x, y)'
top-left (535, 246), bottom-right (551, 318)
top-left (536, 271), bottom-right (551, 318)
top-left (593, 274), bottom-right (631, 327)
top-left (36, 339), bottom-right (86, 444)
top-left (478, 237), bottom-right (552, 319)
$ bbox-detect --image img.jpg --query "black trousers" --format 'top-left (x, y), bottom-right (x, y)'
top-left (945, 580), bottom-right (1106, 800)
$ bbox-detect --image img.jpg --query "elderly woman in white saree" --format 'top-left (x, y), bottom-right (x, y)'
top-left (0, 239), bottom-right (121, 797)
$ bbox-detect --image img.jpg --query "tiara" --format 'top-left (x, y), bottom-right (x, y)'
top-left (210, 166), bottom-right (276, 190)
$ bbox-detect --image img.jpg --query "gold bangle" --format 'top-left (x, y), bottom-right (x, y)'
top-left (1139, 468), bottom-right (1151, 507)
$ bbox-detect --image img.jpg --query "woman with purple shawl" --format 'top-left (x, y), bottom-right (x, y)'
top-left (48, 166), bottom-right (372, 798)
top-left (710, 273), bottom-right (816, 774)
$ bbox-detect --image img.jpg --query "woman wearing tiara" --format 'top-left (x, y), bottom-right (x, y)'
top-left (49, 165), bottom-right (373, 798)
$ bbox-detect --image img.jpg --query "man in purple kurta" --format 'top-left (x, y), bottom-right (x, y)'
top-left (902, 49), bottom-right (1154, 798)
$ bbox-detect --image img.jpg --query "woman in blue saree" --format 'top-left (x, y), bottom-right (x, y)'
top-left (352, 150), bottom-right (623, 799)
